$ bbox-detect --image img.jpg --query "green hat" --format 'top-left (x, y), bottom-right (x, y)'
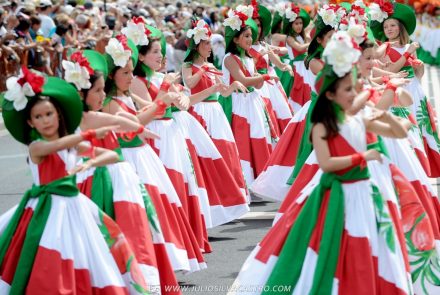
top-left (145, 25), bottom-right (166, 58)
top-left (104, 35), bottom-right (138, 75)
top-left (369, 2), bottom-right (416, 42)
top-left (282, 7), bottom-right (311, 35)
top-left (1, 73), bottom-right (82, 144)
top-left (271, 11), bottom-right (283, 34)
top-left (251, 3), bottom-right (272, 38)
top-left (82, 50), bottom-right (108, 80)
top-left (225, 12), bottom-right (258, 49)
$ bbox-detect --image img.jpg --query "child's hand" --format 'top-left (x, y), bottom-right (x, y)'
top-left (363, 149), bottom-right (383, 163)
top-left (68, 160), bottom-right (94, 175)
top-left (95, 125), bottom-right (119, 139)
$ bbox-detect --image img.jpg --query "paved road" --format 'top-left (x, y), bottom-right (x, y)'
top-left (0, 65), bottom-right (438, 294)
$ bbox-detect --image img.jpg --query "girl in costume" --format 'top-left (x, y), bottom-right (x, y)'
top-left (63, 50), bottom-right (180, 293)
top-left (282, 3), bottom-right (314, 113)
top-left (182, 19), bottom-right (251, 206)
top-left (369, 1), bottom-right (440, 177)
top-left (221, 9), bottom-right (279, 188)
top-left (131, 21), bottom-right (250, 230)
top-left (102, 32), bottom-right (207, 273)
top-left (128, 24), bottom-right (212, 255)
top-left (250, 5), bottom-right (341, 201)
top-left (0, 69), bottom-right (150, 294)
top-left (248, 1), bottom-right (293, 133)
top-left (229, 31), bottom-right (413, 295)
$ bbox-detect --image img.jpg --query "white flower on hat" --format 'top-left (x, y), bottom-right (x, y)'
top-left (4, 71), bottom-right (34, 111)
top-left (187, 20), bottom-right (210, 44)
top-left (368, 3), bottom-right (388, 23)
top-left (121, 20), bottom-right (149, 46)
top-left (285, 8), bottom-right (298, 23)
top-left (223, 14), bottom-right (242, 32)
top-left (347, 20), bottom-right (367, 44)
top-left (62, 60), bottom-right (92, 90)
top-left (353, 0), bottom-right (366, 8)
top-left (105, 38), bottom-right (131, 67)
top-left (275, 2), bottom-right (287, 17)
top-left (236, 5), bottom-right (253, 19)
top-left (323, 31), bottom-right (361, 77)
top-left (318, 7), bottom-right (338, 28)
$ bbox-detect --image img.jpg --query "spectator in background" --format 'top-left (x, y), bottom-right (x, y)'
top-left (209, 11), bottom-right (221, 33)
top-left (164, 31), bottom-right (176, 73)
top-left (173, 33), bottom-right (187, 73)
top-left (37, 0), bottom-right (55, 38)
top-left (29, 15), bottom-right (42, 41)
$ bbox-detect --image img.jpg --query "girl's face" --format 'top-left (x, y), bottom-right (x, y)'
top-left (254, 18), bottom-right (262, 41)
top-left (383, 18), bottom-right (400, 40)
top-left (326, 74), bottom-right (355, 111)
top-left (358, 47), bottom-right (375, 78)
top-left (85, 76), bottom-right (106, 111)
top-left (292, 18), bottom-right (303, 34)
top-left (27, 100), bottom-right (60, 139)
top-left (141, 41), bottom-right (163, 71)
top-left (233, 28), bottom-right (253, 51)
top-left (197, 39), bottom-right (212, 59)
top-left (114, 60), bottom-right (134, 92)
top-left (318, 29), bottom-right (335, 48)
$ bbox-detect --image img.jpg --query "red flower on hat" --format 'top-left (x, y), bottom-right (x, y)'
top-left (145, 27), bottom-right (152, 37)
top-left (115, 34), bottom-right (131, 51)
top-left (132, 16), bottom-right (145, 25)
top-left (251, 0), bottom-right (259, 19)
top-left (375, 0), bottom-right (394, 15)
top-left (70, 51), bottom-right (94, 75)
top-left (17, 66), bottom-right (44, 94)
top-left (234, 11), bottom-right (249, 27)
top-left (291, 3), bottom-right (300, 15)
top-left (351, 5), bottom-right (365, 16)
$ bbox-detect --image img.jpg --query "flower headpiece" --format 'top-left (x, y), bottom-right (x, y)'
top-left (285, 3), bottom-right (300, 22)
top-left (223, 9), bottom-right (249, 31)
top-left (274, 2), bottom-right (287, 17)
top-left (250, 0), bottom-right (259, 19)
top-left (322, 31), bottom-right (361, 77)
top-left (105, 35), bottom-right (132, 67)
top-left (186, 19), bottom-right (211, 45)
top-left (121, 17), bottom-right (150, 46)
top-left (318, 4), bottom-right (347, 29)
top-left (62, 51), bottom-right (94, 90)
top-left (368, 0), bottom-right (394, 23)
top-left (4, 66), bottom-right (45, 111)
top-left (235, 5), bottom-right (254, 19)
top-left (340, 17), bottom-right (368, 45)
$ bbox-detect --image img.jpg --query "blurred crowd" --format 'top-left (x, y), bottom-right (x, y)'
top-left (0, 0), bottom-right (438, 91)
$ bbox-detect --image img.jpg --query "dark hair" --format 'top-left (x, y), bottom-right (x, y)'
top-left (15, 18), bottom-right (31, 33)
top-left (360, 38), bottom-right (375, 51)
top-left (225, 25), bottom-right (252, 58)
top-left (305, 25), bottom-right (333, 69)
top-left (254, 17), bottom-right (265, 42)
top-left (30, 16), bottom-right (41, 26)
top-left (25, 96), bottom-right (68, 144)
top-left (104, 66), bottom-right (121, 98)
top-left (82, 71), bottom-right (104, 111)
top-left (310, 74), bottom-right (348, 139)
top-left (133, 37), bottom-right (161, 77)
top-left (287, 17), bottom-right (306, 41)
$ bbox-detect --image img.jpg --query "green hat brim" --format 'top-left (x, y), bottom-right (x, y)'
top-left (369, 3), bottom-right (416, 42)
top-left (271, 11), bottom-right (282, 34)
top-left (105, 38), bottom-right (138, 75)
top-left (146, 25), bottom-right (167, 57)
top-left (83, 50), bottom-right (108, 80)
top-left (255, 4), bottom-right (272, 37)
top-left (2, 77), bottom-right (82, 144)
top-left (282, 9), bottom-right (311, 35)
top-left (225, 18), bottom-right (258, 49)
